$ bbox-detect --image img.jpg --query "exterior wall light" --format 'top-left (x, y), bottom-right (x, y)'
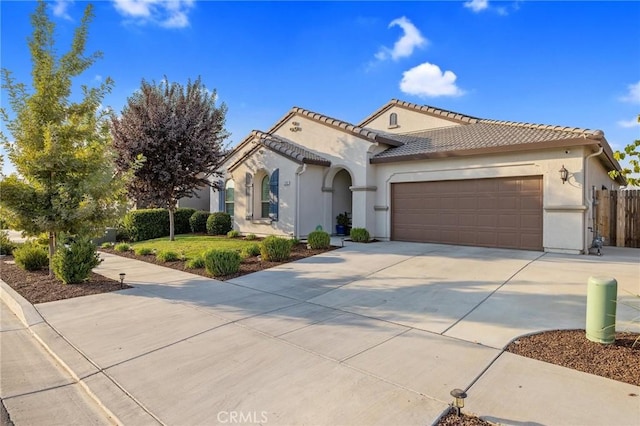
top-left (450, 388), bottom-right (467, 416)
top-left (119, 272), bottom-right (126, 289)
top-left (559, 165), bottom-right (569, 184)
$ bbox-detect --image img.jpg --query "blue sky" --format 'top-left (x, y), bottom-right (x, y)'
top-left (1, 1), bottom-right (639, 175)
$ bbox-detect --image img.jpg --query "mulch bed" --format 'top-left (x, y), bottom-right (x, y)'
top-left (506, 329), bottom-right (640, 386)
top-left (99, 243), bottom-right (338, 281)
top-left (437, 408), bottom-right (492, 426)
top-left (0, 243), bottom-right (338, 305)
top-left (0, 257), bottom-right (131, 304)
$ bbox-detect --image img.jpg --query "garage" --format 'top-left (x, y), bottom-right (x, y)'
top-left (391, 176), bottom-right (543, 250)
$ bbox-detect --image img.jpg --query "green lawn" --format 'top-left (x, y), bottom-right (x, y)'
top-left (131, 234), bottom-right (258, 259)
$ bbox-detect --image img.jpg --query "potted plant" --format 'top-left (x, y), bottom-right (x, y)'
top-left (336, 211), bottom-right (350, 236)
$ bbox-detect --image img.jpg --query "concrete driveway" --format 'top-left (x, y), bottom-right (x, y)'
top-left (7, 242), bottom-right (639, 425)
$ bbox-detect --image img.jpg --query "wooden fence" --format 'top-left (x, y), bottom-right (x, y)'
top-left (595, 189), bottom-right (640, 248)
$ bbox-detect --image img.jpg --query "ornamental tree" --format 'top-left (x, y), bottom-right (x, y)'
top-left (0, 1), bottom-right (124, 275)
top-left (610, 115), bottom-right (640, 187)
top-left (110, 77), bottom-right (229, 240)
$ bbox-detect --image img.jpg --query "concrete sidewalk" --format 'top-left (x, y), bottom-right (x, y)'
top-left (0, 300), bottom-right (113, 425)
top-left (2, 242), bottom-right (639, 425)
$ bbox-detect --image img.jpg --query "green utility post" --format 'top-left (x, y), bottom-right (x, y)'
top-left (585, 276), bottom-right (617, 344)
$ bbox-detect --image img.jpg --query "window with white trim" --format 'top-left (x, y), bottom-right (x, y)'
top-left (261, 175), bottom-right (270, 218)
top-left (225, 180), bottom-right (235, 217)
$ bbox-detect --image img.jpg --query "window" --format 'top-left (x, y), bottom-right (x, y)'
top-left (261, 176), bottom-right (270, 218)
top-left (225, 180), bottom-right (234, 217)
top-left (389, 112), bottom-right (398, 127)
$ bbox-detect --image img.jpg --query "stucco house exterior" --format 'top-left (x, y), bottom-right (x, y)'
top-left (210, 99), bottom-right (624, 254)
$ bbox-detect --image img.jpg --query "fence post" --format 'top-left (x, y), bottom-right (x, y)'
top-left (596, 190), bottom-right (610, 244)
top-left (616, 190), bottom-right (626, 247)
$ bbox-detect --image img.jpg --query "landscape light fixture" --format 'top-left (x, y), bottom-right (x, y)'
top-left (119, 273), bottom-right (126, 289)
top-left (559, 165), bottom-right (569, 184)
top-left (450, 388), bottom-right (467, 416)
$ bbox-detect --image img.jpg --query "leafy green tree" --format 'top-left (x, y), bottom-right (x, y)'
top-left (110, 77), bottom-right (229, 241)
top-left (610, 115), bottom-right (640, 187)
top-left (0, 1), bottom-right (123, 275)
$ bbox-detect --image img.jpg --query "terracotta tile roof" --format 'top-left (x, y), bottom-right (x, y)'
top-left (270, 107), bottom-right (403, 147)
top-left (372, 120), bottom-right (606, 162)
top-left (252, 131), bottom-right (331, 166)
top-left (359, 98), bottom-right (480, 127)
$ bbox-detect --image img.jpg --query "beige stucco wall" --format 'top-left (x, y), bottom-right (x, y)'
top-left (178, 185), bottom-right (210, 211)
top-left (373, 148), bottom-right (594, 254)
top-left (213, 148), bottom-right (301, 237)
top-left (363, 106), bottom-right (461, 134)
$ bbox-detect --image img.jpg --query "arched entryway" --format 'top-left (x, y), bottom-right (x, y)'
top-left (332, 169), bottom-right (352, 235)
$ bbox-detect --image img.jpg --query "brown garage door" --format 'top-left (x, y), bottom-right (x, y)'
top-left (391, 176), bottom-right (543, 250)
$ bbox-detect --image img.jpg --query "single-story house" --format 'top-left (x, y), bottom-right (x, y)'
top-left (209, 99), bottom-right (624, 254)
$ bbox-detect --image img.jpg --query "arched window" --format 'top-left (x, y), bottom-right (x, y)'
top-left (225, 180), bottom-right (235, 217)
top-left (261, 175), bottom-right (270, 218)
top-left (389, 112), bottom-right (398, 127)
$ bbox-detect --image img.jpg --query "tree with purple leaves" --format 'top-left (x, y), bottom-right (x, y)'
top-left (111, 77), bottom-right (229, 240)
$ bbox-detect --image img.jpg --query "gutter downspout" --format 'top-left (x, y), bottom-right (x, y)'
top-left (584, 146), bottom-right (604, 253)
top-left (295, 164), bottom-right (308, 240)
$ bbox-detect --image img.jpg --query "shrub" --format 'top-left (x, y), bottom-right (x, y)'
top-left (185, 255), bottom-right (205, 269)
top-left (290, 237), bottom-right (300, 246)
top-left (245, 233), bottom-right (257, 241)
top-left (100, 242), bottom-right (113, 249)
top-left (124, 208), bottom-right (168, 242)
top-left (203, 249), bottom-right (241, 276)
top-left (174, 208), bottom-right (196, 234)
top-left (52, 238), bottom-right (101, 284)
top-left (13, 243), bottom-right (48, 271)
top-left (115, 243), bottom-right (130, 252)
top-left (0, 231), bottom-right (16, 255)
top-left (227, 229), bottom-right (240, 238)
top-left (307, 230), bottom-right (330, 249)
top-left (242, 244), bottom-right (261, 258)
top-left (350, 227), bottom-right (370, 243)
top-left (189, 211), bottom-right (211, 233)
top-left (206, 212), bottom-right (232, 235)
top-left (260, 236), bottom-right (291, 262)
top-left (33, 233), bottom-right (50, 247)
top-left (156, 250), bottom-right (179, 262)
top-left (134, 247), bottom-right (153, 256)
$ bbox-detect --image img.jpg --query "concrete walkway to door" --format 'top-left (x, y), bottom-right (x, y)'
top-left (2, 241), bottom-right (638, 425)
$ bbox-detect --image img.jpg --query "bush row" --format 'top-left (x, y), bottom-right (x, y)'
top-left (123, 208), bottom-right (196, 242)
top-left (123, 209), bottom-right (237, 242)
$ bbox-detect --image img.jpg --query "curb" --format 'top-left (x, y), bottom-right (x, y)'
top-left (0, 279), bottom-right (124, 425)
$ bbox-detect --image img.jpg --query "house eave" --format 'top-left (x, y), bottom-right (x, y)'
top-left (370, 137), bottom-right (606, 164)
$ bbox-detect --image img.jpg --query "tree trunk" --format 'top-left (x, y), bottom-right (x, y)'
top-left (169, 208), bottom-right (175, 241)
top-left (48, 231), bottom-right (56, 277)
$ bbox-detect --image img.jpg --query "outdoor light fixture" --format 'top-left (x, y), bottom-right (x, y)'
top-left (450, 388), bottom-right (467, 416)
top-left (119, 273), bottom-right (126, 289)
top-left (559, 165), bottom-right (569, 184)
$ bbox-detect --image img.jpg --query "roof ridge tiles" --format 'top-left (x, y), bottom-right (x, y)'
top-left (388, 99), bottom-right (480, 123)
top-left (479, 119), bottom-right (604, 137)
top-left (291, 106), bottom-right (379, 137)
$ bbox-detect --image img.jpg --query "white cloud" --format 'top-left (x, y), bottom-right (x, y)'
top-left (52, 0), bottom-right (73, 20)
top-left (112, 0), bottom-right (194, 29)
top-left (464, 0), bottom-right (489, 13)
top-left (620, 81), bottom-right (640, 104)
top-left (400, 62), bottom-right (465, 98)
top-left (617, 117), bottom-right (640, 128)
top-left (375, 16), bottom-right (427, 61)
